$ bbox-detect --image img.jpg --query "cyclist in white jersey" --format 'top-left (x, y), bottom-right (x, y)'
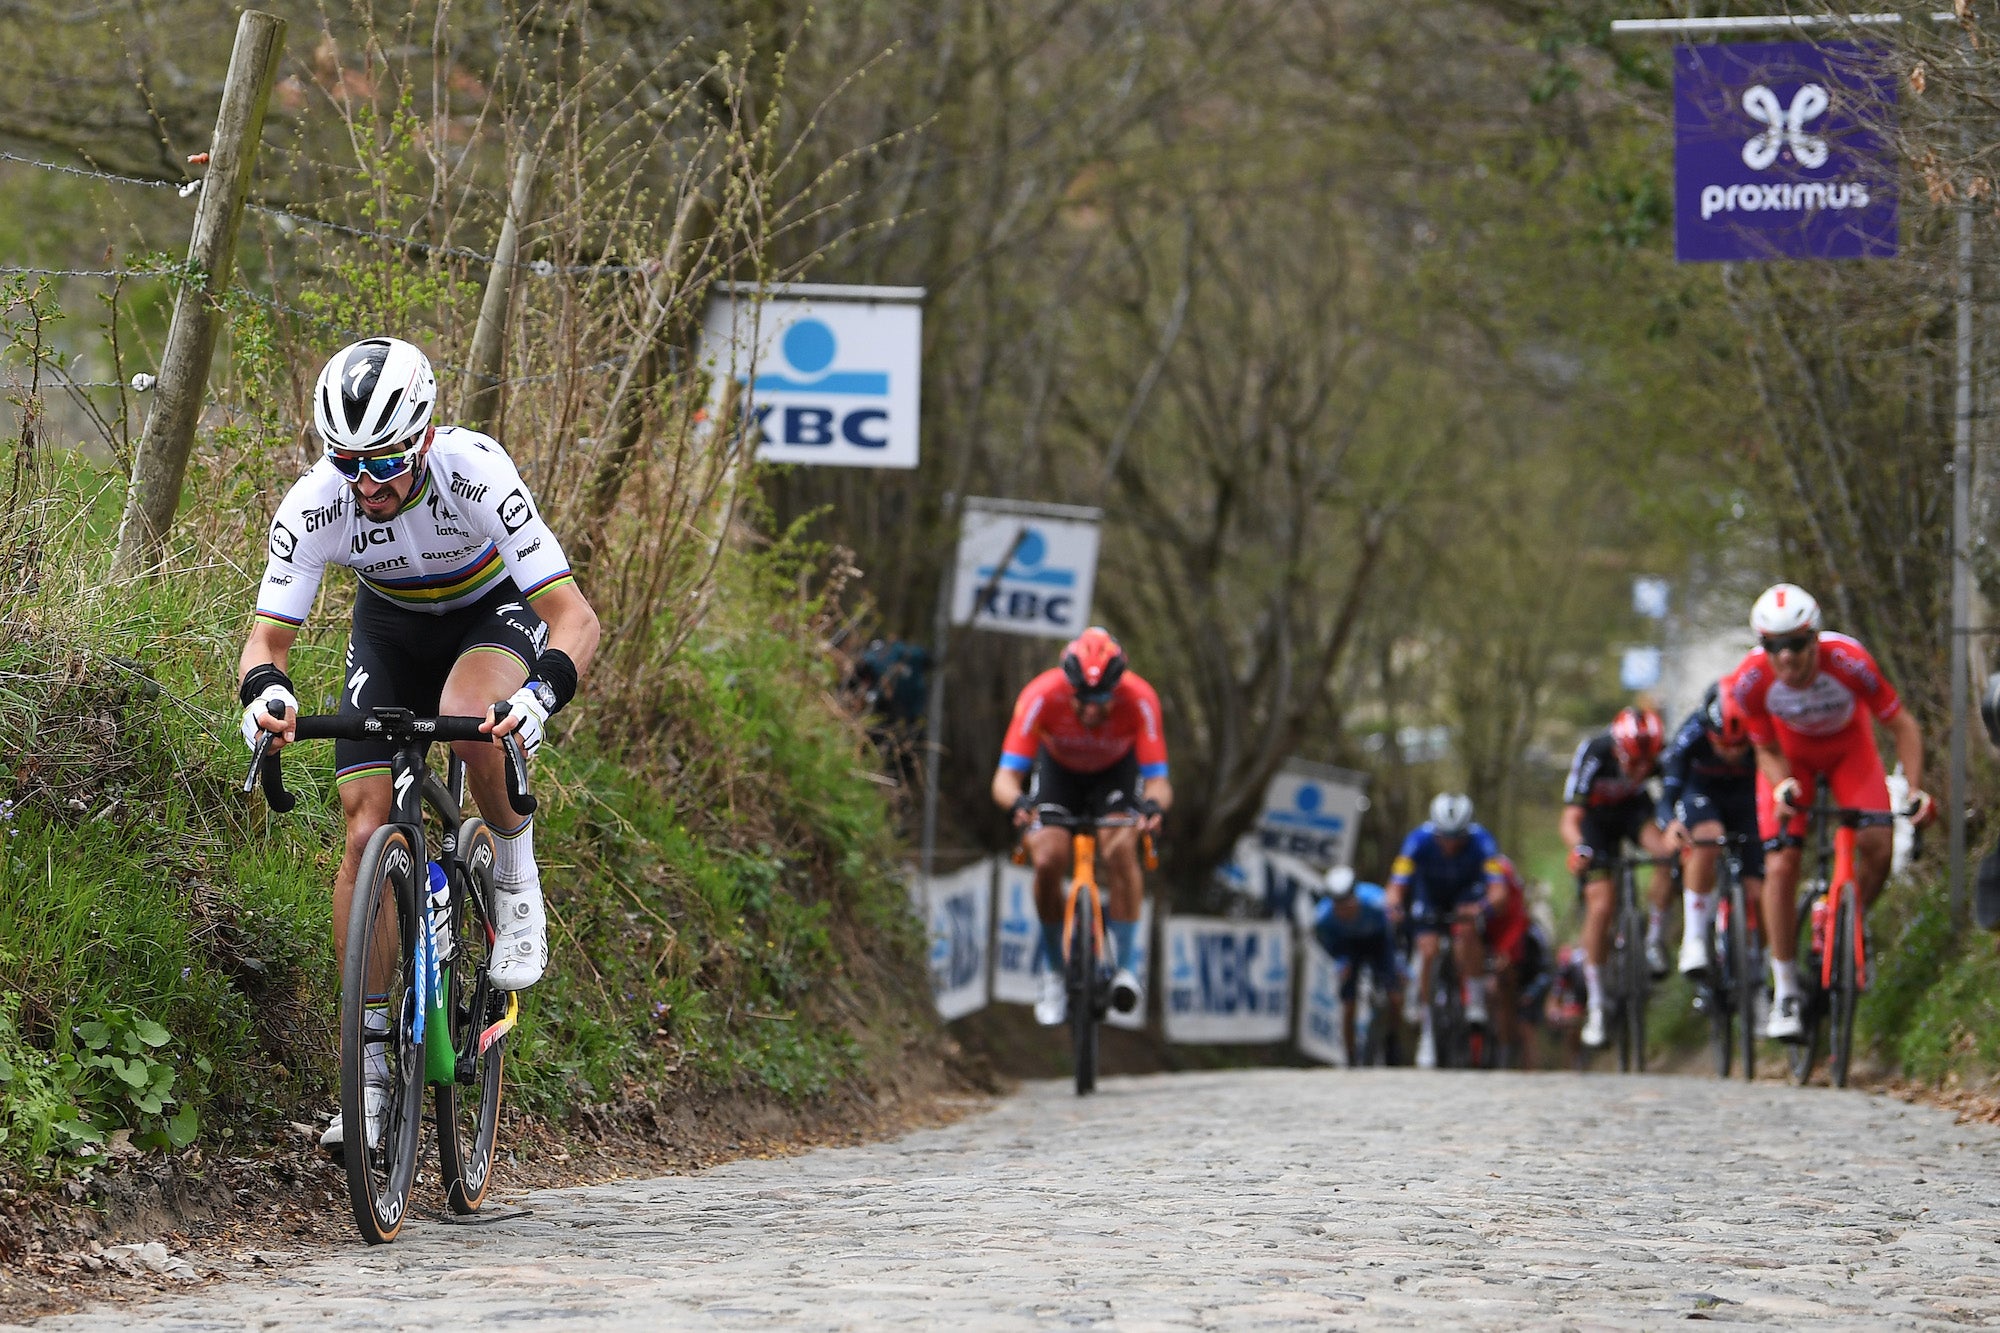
top-left (236, 337), bottom-right (600, 1150)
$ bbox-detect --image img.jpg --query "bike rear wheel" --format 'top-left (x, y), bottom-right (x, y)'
top-left (340, 824), bottom-right (426, 1245)
top-left (1068, 896), bottom-right (1098, 1096)
top-left (1828, 892), bottom-right (1859, 1089)
top-left (436, 818), bottom-right (506, 1214)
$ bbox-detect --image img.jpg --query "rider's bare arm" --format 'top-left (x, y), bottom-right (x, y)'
top-left (1558, 804), bottom-right (1585, 850)
top-left (530, 581), bottom-right (601, 677)
top-left (239, 619), bottom-right (298, 681)
top-left (1886, 709), bottom-right (1924, 795)
top-left (992, 766), bottom-right (1026, 811)
top-left (1753, 741), bottom-right (1796, 809)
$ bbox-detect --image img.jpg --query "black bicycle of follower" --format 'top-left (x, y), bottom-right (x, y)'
top-left (244, 703), bottom-right (534, 1245)
top-left (1688, 831), bottom-right (1763, 1083)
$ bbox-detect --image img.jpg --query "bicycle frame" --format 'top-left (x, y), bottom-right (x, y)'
top-left (1810, 811), bottom-right (1867, 993)
top-left (1060, 830), bottom-right (1108, 971)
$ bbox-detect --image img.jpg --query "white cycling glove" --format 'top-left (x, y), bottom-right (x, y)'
top-left (1770, 777), bottom-right (1803, 816)
top-left (499, 685), bottom-right (550, 756)
top-left (241, 684), bottom-right (298, 751)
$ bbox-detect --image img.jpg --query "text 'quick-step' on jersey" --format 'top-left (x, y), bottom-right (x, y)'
top-left (256, 427), bottom-right (575, 625)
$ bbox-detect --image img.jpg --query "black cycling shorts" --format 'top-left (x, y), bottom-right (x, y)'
top-left (334, 582), bottom-right (546, 784)
top-left (1026, 747), bottom-right (1142, 819)
top-left (1577, 796), bottom-right (1656, 874)
top-left (1677, 782), bottom-right (1765, 880)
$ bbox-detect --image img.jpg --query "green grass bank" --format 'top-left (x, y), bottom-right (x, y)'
top-left (0, 457), bottom-right (942, 1175)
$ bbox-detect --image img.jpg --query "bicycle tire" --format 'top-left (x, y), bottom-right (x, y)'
top-left (1431, 951), bottom-right (1463, 1070)
top-left (340, 824), bottom-right (426, 1245)
top-left (1625, 899), bottom-right (1649, 1074)
top-left (1728, 872), bottom-right (1757, 1083)
top-left (1706, 904), bottom-right (1732, 1079)
top-left (1069, 894), bottom-right (1098, 1096)
top-left (1786, 886), bottom-right (1824, 1086)
top-left (436, 818), bottom-right (505, 1214)
top-left (1609, 932), bottom-right (1632, 1073)
top-left (1828, 892), bottom-right (1858, 1089)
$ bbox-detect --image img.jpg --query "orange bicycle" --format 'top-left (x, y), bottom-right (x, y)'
top-left (1787, 780), bottom-right (1893, 1089)
top-left (1018, 804), bottom-right (1155, 1096)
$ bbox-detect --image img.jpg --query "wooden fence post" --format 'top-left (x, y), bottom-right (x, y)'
top-left (460, 148), bottom-right (540, 435)
top-left (110, 9), bottom-right (286, 579)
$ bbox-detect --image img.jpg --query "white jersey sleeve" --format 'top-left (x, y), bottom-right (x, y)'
top-left (253, 470), bottom-right (340, 628)
top-left (435, 428), bottom-right (575, 602)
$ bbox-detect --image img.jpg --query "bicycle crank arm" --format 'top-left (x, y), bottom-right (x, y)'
top-left (477, 993), bottom-right (520, 1056)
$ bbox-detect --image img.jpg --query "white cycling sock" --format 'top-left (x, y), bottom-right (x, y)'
top-left (362, 1004), bottom-right (390, 1085)
top-left (493, 815), bottom-right (535, 885)
top-left (1646, 907), bottom-right (1666, 944)
top-left (1684, 889), bottom-right (1716, 932)
top-left (1464, 975), bottom-right (1487, 1016)
top-left (1583, 962), bottom-right (1604, 1010)
top-left (1770, 956), bottom-right (1800, 1003)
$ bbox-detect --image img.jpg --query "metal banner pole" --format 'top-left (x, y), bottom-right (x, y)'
top-left (920, 494), bottom-right (959, 887)
top-left (1951, 148), bottom-right (1975, 925)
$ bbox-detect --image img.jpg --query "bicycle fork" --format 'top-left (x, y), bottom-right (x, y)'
top-left (1817, 825), bottom-right (1866, 993)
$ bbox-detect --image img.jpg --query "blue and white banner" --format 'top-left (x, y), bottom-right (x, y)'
top-left (993, 861), bottom-right (1152, 1031)
top-left (1296, 936), bottom-right (1346, 1067)
top-left (1163, 917), bottom-right (1291, 1044)
top-left (950, 497), bottom-right (1102, 640)
top-left (924, 859), bottom-right (994, 1020)
top-left (701, 283), bottom-right (924, 469)
top-left (1254, 760), bottom-right (1369, 872)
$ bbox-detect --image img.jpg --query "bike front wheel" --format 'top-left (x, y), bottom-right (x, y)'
top-left (1068, 896), bottom-right (1098, 1096)
top-left (1786, 888), bottom-right (1825, 1086)
top-left (341, 824), bottom-right (427, 1245)
top-left (436, 818), bottom-right (507, 1214)
top-left (1728, 874), bottom-right (1758, 1083)
top-left (1828, 892), bottom-right (1859, 1090)
top-left (1706, 905), bottom-right (1733, 1079)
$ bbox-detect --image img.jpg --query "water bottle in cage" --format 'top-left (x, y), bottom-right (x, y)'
top-left (427, 860), bottom-right (453, 965)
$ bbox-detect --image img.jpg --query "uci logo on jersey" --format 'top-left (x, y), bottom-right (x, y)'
top-left (351, 526), bottom-right (395, 555)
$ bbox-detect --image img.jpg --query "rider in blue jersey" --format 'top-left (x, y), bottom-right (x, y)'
top-left (1308, 867), bottom-right (1404, 1065)
top-left (1387, 792), bottom-right (1507, 1069)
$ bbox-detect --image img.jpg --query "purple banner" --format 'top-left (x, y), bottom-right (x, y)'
top-left (1674, 42), bottom-right (1897, 263)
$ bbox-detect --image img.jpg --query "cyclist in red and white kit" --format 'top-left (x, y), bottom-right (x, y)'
top-left (991, 628), bottom-right (1171, 1026)
top-left (1725, 583), bottom-right (1934, 1041)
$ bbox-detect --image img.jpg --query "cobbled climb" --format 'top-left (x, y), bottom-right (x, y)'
top-left (19, 1069), bottom-right (2000, 1330)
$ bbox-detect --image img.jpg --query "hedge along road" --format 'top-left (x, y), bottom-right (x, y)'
top-left (16, 1068), bottom-right (2000, 1330)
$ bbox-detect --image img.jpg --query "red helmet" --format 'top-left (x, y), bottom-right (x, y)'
top-left (1061, 627), bottom-right (1127, 702)
top-left (1702, 680), bottom-right (1749, 747)
top-left (1610, 706), bottom-right (1665, 767)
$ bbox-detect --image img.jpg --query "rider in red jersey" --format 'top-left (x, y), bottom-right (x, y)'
top-left (991, 628), bottom-right (1171, 1026)
top-left (1725, 583), bottom-right (1934, 1041)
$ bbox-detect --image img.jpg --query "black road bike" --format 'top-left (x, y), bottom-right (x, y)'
top-left (1692, 832), bottom-right (1764, 1082)
top-left (246, 704), bottom-right (534, 1244)
top-left (1593, 852), bottom-right (1677, 1074)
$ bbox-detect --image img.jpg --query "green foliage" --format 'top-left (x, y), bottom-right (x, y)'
top-left (1859, 871), bottom-right (2000, 1081)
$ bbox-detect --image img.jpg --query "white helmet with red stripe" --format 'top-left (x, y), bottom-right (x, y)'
top-left (1750, 583), bottom-right (1822, 637)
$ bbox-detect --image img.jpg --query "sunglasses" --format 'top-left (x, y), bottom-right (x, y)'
top-left (328, 440), bottom-right (422, 483)
top-left (1762, 632), bottom-right (1816, 656)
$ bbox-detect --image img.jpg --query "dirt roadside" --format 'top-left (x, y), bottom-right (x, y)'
top-left (0, 1036), bottom-right (999, 1326)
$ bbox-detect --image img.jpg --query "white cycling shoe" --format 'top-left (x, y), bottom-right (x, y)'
top-left (489, 878), bottom-right (548, 991)
top-left (320, 1078), bottom-right (389, 1153)
top-left (1678, 932), bottom-right (1711, 977)
top-left (1110, 968), bottom-right (1143, 1015)
top-left (1765, 994), bottom-right (1805, 1042)
top-left (1034, 971), bottom-right (1068, 1027)
top-left (1581, 1004), bottom-right (1607, 1049)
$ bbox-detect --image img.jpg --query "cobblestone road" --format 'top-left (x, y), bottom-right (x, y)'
top-left (18, 1069), bottom-right (2000, 1329)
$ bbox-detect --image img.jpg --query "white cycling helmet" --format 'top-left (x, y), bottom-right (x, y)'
top-left (313, 337), bottom-right (437, 454)
top-left (1324, 865), bottom-right (1357, 899)
top-left (1429, 791), bottom-right (1474, 836)
top-left (1750, 582), bottom-right (1822, 637)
